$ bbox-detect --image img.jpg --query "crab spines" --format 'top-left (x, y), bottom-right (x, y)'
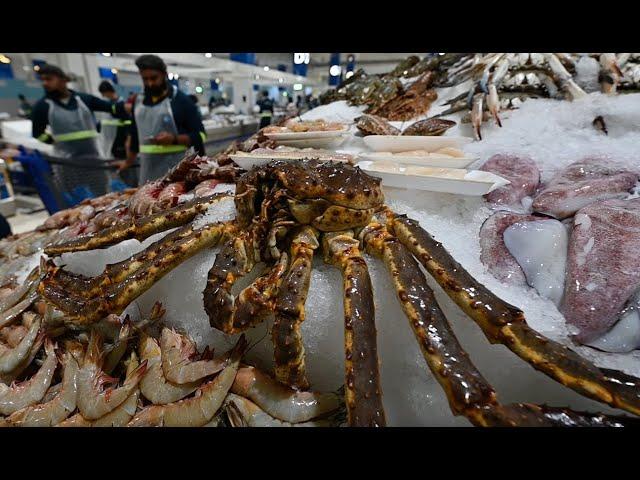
top-left (323, 230), bottom-right (386, 427)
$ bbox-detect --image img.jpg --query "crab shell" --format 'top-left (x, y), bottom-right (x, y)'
top-left (402, 118), bottom-right (456, 136)
top-left (356, 114), bottom-right (401, 136)
top-left (236, 160), bottom-right (384, 232)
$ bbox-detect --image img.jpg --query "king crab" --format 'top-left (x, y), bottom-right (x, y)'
top-left (39, 160), bottom-right (640, 426)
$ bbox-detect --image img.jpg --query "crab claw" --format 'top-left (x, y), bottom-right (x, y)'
top-left (471, 94), bottom-right (484, 141)
top-left (487, 84), bottom-right (502, 127)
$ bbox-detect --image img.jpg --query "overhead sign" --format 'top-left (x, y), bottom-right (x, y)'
top-left (293, 53), bottom-right (310, 65)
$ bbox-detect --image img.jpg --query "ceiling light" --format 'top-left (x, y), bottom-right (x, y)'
top-left (263, 66), bottom-right (270, 71)
top-left (195, 86), bottom-right (203, 93)
top-left (293, 83), bottom-right (303, 91)
top-left (101, 53), bottom-right (112, 57)
top-left (205, 53), bottom-right (212, 58)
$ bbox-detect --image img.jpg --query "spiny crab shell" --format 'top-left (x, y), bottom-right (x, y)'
top-left (235, 160), bottom-right (384, 232)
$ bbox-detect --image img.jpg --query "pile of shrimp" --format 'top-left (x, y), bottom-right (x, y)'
top-left (0, 297), bottom-right (345, 427)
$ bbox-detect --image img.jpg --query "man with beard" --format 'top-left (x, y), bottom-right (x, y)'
top-left (31, 64), bottom-right (125, 200)
top-left (118, 54), bottom-right (206, 183)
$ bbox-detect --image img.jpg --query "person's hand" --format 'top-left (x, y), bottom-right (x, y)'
top-left (114, 160), bottom-right (131, 172)
top-left (153, 131), bottom-right (177, 145)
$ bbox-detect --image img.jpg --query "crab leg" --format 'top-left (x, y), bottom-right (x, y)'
top-left (362, 221), bottom-right (639, 426)
top-left (473, 403), bottom-right (640, 427)
top-left (362, 223), bottom-right (496, 417)
top-left (391, 215), bottom-right (640, 416)
top-left (42, 221), bottom-right (231, 324)
top-left (273, 226), bottom-right (318, 390)
top-left (203, 225), bottom-right (266, 333)
top-left (44, 223), bottom-right (204, 298)
top-left (323, 230), bottom-right (386, 427)
top-left (45, 193), bottom-right (230, 255)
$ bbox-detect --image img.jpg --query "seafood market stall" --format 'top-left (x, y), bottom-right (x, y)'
top-left (2, 53), bottom-right (640, 427)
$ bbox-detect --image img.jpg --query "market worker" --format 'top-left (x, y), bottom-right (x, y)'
top-left (256, 91), bottom-right (274, 129)
top-left (98, 80), bottom-right (131, 161)
top-left (119, 54), bottom-right (206, 183)
top-left (31, 64), bottom-right (125, 197)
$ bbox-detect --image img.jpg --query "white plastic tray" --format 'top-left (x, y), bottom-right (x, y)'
top-left (356, 161), bottom-right (510, 196)
top-left (359, 152), bottom-right (476, 169)
top-left (362, 135), bottom-right (471, 153)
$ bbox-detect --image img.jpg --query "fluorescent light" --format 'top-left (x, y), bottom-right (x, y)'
top-left (329, 65), bottom-right (342, 76)
top-left (195, 86), bottom-right (203, 93)
top-left (263, 66), bottom-right (270, 71)
top-left (293, 83), bottom-right (303, 91)
top-left (205, 53), bottom-right (212, 58)
top-left (111, 68), bottom-right (118, 74)
top-left (101, 53), bottom-right (112, 57)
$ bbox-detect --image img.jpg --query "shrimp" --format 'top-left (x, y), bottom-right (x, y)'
top-left (0, 317), bottom-right (41, 376)
top-left (77, 331), bottom-right (147, 420)
top-left (231, 365), bottom-right (342, 423)
top-left (6, 353), bottom-right (79, 427)
top-left (0, 267), bottom-right (39, 315)
top-left (128, 335), bottom-right (246, 427)
top-left (160, 328), bottom-right (226, 384)
top-left (0, 324), bottom-right (28, 348)
top-left (56, 413), bottom-right (91, 427)
top-left (225, 393), bottom-right (340, 427)
top-left (92, 352), bottom-right (141, 427)
top-left (0, 339), bottom-right (57, 415)
top-left (103, 321), bottom-right (131, 375)
top-left (139, 334), bottom-right (200, 405)
top-left (0, 289), bottom-right (38, 329)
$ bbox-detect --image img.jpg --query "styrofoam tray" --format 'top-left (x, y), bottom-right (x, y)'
top-left (264, 125), bottom-right (349, 140)
top-left (356, 161), bottom-right (509, 196)
top-left (359, 152), bottom-right (476, 169)
top-left (363, 135), bottom-right (471, 153)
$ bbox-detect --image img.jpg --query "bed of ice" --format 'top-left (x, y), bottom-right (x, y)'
top-left (51, 89), bottom-right (640, 426)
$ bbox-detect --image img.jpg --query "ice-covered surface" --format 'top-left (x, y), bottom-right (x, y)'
top-left (191, 195), bottom-right (236, 229)
top-left (300, 101), bottom-right (366, 124)
top-left (47, 92), bottom-right (640, 425)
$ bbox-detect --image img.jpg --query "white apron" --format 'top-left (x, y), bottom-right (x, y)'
top-left (134, 86), bottom-right (187, 183)
top-left (46, 94), bottom-right (109, 199)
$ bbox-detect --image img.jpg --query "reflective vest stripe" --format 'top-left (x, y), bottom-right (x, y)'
top-left (139, 144), bottom-right (188, 154)
top-left (199, 131), bottom-right (207, 142)
top-left (54, 130), bottom-right (99, 142)
top-left (102, 119), bottom-right (132, 126)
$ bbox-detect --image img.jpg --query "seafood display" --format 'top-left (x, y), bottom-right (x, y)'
top-left (438, 53), bottom-right (586, 139)
top-left (263, 119), bottom-right (347, 134)
top-left (598, 53), bottom-right (640, 94)
top-left (479, 152), bottom-right (640, 357)
top-left (2, 53), bottom-right (640, 428)
top-left (0, 299), bottom-right (343, 427)
top-left (9, 157), bottom-right (633, 428)
top-left (355, 114), bottom-right (455, 137)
